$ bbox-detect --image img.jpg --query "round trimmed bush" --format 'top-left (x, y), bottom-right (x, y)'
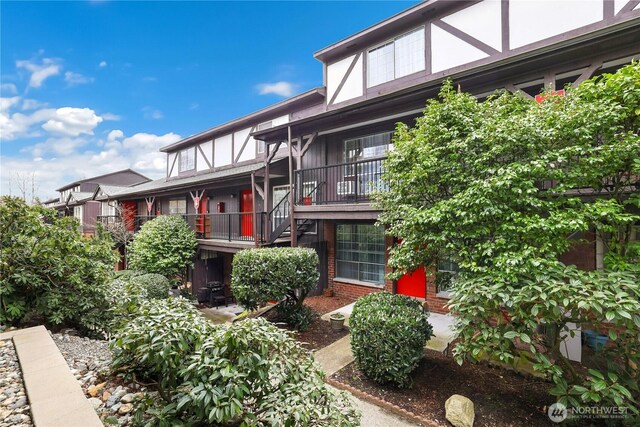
top-left (350, 292), bottom-right (433, 388)
top-left (129, 273), bottom-right (172, 299)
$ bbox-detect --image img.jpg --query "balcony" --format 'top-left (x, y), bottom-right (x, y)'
top-left (294, 158), bottom-right (386, 205)
top-left (96, 215), bottom-right (121, 225)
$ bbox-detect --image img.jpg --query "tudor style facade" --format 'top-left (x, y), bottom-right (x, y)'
top-left (105, 0), bottom-right (639, 311)
top-left (53, 169), bottom-right (150, 237)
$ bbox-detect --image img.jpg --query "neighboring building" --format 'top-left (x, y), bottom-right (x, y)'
top-left (54, 169), bottom-right (150, 236)
top-left (109, 0), bottom-right (639, 311)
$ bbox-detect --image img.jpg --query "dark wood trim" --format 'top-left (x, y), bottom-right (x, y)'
top-left (432, 19), bottom-right (500, 56)
top-left (300, 132), bottom-right (318, 157)
top-left (425, 20), bottom-right (432, 75)
top-left (328, 52), bottom-right (363, 106)
top-left (573, 60), bottom-right (604, 85)
top-left (604, 0), bottom-right (615, 19)
top-left (619, 0), bottom-right (640, 15)
top-left (197, 143), bottom-right (212, 169)
top-left (501, 0), bottom-right (510, 52)
top-left (288, 126), bottom-right (297, 246)
top-left (251, 172), bottom-right (258, 247)
top-left (168, 152), bottom-right (178, 177)
top-left (254, 184), bottom-right (264, 200)
top-left (505, 83), bottom-right (534, 100)
top-left (234, 126), bottom-right (255, 164)
top-left (267, 141), bottom-right (282, 164)
top-left (544, 71), bottom-right (555, 90)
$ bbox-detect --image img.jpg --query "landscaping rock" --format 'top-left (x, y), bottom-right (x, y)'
top-left (0, 340), bottom-right (33, 427)
top-left (88, 397), bottom-right (103, 410)
top-left (118, 403), bottom-right (133, 415)
top-left (120, 393), bottom-right (135, 403)
top-left (445, 394), bottom-right (475, 427)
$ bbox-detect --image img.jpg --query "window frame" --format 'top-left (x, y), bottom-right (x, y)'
top-left (178, 147), bottom-right (196, 173)
top-left (168, 198), bottom-right (187, 215)
top-left (335, 223), bottom-right (386, 287)
top-left (366, 26), bottom-right (425, 88)
top-left (436, 256), bottom-right (459, 298)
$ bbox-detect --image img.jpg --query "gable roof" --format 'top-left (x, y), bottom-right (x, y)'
top-left (56, 169), bottom-right (150, 192)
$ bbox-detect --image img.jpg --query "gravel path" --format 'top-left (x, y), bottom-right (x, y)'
top-left (52, 330), bottom-right (149, 427)
top-left (0, 340), bottom-right (32, 427)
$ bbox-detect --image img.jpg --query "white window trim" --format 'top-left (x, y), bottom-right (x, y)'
top-left (179, 147), bottom-right (196, 173)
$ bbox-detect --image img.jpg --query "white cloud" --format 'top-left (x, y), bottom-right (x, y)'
top-left (256, 81), bottom-right (296, 97)
top-left (64, 71), bottom-right (94, 86)
top-left (1, 130), bottom-right (182, 199)
top-left (1, 105), bottom-right (103, 140)
top-left (1, 83), bottom-right (17, 95)
top-left (16, 58), bottom-right (61, 88)
top-left (142, 107), bottom-right (163, 120)
top-left (0, 97), bottom-right (21, 113)
top-left (99, 61), bottom-right (107, 68)
top-left (102, 112), bottom-right (121, 121)
top-left (22, 99), bottom-right (48, 111)
top-left (189, 102), bottom-right (199, 111)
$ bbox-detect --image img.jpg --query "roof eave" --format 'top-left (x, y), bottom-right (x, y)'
top-left (159, 88), bottom-right (326, 153)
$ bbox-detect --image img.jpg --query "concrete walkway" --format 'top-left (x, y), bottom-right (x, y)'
top-left (0, 326), bottom-right (102, 427)
top-left (199, 303), bottom-right (245, 324)
top-left (321, 302), bottom-right (456, 353)
top-left (314, 335), bottom-right (420, 426)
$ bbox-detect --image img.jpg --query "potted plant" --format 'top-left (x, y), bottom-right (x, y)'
top-left (329, 313), bottom-right (346, 331)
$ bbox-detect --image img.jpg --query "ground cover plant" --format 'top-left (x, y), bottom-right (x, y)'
top-left (232, 247), bottom-right (319, 330)
top-left (0, 197), bottom-right (117, 334)
top-left (375, 62), bottom-right (640, 419)
top-left (110, 297), bottom-right (360, 426)
top-left (349, 292), bottom-right (433, 388)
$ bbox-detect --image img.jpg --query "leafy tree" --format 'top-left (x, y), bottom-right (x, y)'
top-left (127, 215), bottom-right (197, 282)
top-left (376, 63), bottom-right (640, 415)
top-left (0, 197), bottom-right (118, 334)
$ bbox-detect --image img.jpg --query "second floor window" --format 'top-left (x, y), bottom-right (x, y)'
top-left (343, 131), bottom-right (393, 163)
top-left (74, 206), bottom-right (83, 225)
top-left (367, 27), bottom-right (425, 88)
top-left (169, 199), bottom-right (187, 215)
top-left (179, 148), bottom-right (195, 173)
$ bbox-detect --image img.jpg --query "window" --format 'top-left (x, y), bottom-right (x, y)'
top-left (436, 257), bottom-right (459, 295)
top-left (367, 27), bottom-right (425, 87)
top-left (256, 121), bottom-right (272, 155)
top-left (73, 206), bottom-right (83, 225)
top-left (336, 224), bottom-right (385, 285)
top-left (179, 148), bottom-right (195, 172)
top-left (101, 202), bottom-right (116, 216)
top-left (169, 199), bottom-right (187, 215)
top-left (343, 132), bottom-right (392, 195)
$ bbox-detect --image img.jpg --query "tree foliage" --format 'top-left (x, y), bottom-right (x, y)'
top-left (127, 215), bottom-right (197, 281)
top-left (0, 197), bottom-right (118, 333)
top-left (111, 298), bottom-right (360, 426)
top-left (376, 62), bottom-right (640, 415)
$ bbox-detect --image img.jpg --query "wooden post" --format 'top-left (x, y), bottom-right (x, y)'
top-left (264, 144), bottom-right (271, 241)
top-left (251, 171), bottom-right (258, 247)
top-left (288, 126), bottom-right (297, 246)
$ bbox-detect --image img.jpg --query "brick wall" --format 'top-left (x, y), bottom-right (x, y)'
top-left (559, 231), bottom-right (596, 271)
top-left (424, 266), bottom-right (450, 314)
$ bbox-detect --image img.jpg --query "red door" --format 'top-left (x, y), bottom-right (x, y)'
top-left (240, 189), bottom-right (253, 237)
top-left (397, 265), bottom-right (426, 299)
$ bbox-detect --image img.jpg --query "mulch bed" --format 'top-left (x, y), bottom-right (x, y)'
top-left (332, 350), bottom-right (553, 427)
top-left (265, 295), bottom-right (352, 351)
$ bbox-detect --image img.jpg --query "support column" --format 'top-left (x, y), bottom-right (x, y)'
top-left (288, 126), bottom-right (297, 246)
top-left (251, 172), bottom-right (258, 247)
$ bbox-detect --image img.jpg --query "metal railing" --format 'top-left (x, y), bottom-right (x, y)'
top-left (183, 212), bottom-right (265, 242)
top-left (294, 158), bottom-right (386, 205)
top-left (269, 190), bottom-right (290, 232)
top-left (134, 215), bottom-right (156, 231)
top-left (96, 215), bottom-right (121, 225)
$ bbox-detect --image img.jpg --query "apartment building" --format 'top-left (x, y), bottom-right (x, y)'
top-left (107, 0), bottom-right (640, 310)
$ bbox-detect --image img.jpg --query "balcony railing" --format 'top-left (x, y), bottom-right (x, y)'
top-left (294, 158), bottom-right (386, 205)
top-left (96, 215), bottom-right (121, 225)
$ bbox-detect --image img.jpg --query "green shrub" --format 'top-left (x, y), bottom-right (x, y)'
top-left (275, 303), bottom-right (314, 332)
top-left (111, 298), bottom-right (360, 426)
top-left (129, 273), bottom-right (171, 299)
top-left (0, 197), bottom-right (117, 334)
top-left (113, 269), bottom-right (145, 281)
top-left (127, 215), bottom-right (197, 281)
top-left (111, 298), bottom-right (209, 391)
top-left (350, 292), bottom-right (433, 388)
top-left (231, 247), bottom-right (319, 311)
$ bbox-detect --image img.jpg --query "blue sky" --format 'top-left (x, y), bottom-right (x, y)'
top-left (1, 0), bottom-right (417, 200)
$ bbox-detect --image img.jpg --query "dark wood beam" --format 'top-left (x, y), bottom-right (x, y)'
top-left (573, 61), bottom-right (603, 86)
top-left (432, 19), bottom-right (500, 56)
top-left (266, 141), bottom-right (282, 164)
top-left (328, 52), bottom-right (362, 106)
top-left (251, 172), bottom-right (258, 247)
top-left (288, 126), bottom-right (297, 246)
top-left (300, 132), bottom-right (318, 157)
